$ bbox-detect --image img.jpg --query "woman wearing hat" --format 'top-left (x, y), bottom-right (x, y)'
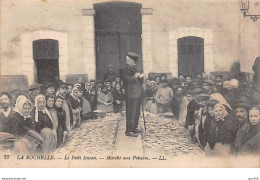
top-left (9, 95), bottom-right (35, 139)
top-left (32, 95), bottom-right (56, 154)
top-left (45, 83), bottom-right (56, 96)
top-left (97, 85), bottom-right (113, 113)
top-left (208, 103), bottom-right (240, 155)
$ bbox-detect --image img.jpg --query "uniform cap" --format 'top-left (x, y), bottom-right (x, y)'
top-left (127, 52), bottom-right (140, 61)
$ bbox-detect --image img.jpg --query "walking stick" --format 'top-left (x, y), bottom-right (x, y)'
top-left (139, 71), bottom-right (147, 132)
top-left (142, 99), bottom-right (147, 132)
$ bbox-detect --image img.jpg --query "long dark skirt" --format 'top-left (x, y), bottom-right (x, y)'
top-left (57, 125), bottom-right (64, 148)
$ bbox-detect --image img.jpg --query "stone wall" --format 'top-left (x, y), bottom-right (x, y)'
top-left (1, 0), bottom-right (259, 84)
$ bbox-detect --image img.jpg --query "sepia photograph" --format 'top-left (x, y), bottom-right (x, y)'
top-left (0, 0), bottom-right (259, 168)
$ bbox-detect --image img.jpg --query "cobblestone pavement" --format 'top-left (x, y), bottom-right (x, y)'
top-left (55, 112), bottom-right (203, 158)
top-left (55, 113), bottom-right (121, 157)
top-left (141, 113), bottom-right (204, 157)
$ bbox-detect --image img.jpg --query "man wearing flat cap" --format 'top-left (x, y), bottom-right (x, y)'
top-left (234, 100), bottom-right (251, 153)
top-left (194, 93), bottom-right (210, 145)
top-left (57, 82), bottom-right (73, 130)
top-left (28, 83), bottom-right (43, 104)
top-left (120, 52), bottom-right (144, 137)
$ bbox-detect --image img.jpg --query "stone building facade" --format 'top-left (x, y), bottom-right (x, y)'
top-left (0, 0), bottom-right (259, 90)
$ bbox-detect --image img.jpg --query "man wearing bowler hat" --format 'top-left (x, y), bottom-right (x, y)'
top-left (120, 52), bottom-right (144, 137)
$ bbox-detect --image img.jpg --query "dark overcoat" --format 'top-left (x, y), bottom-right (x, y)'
top-left (120, 65), bottom-right (144, 99)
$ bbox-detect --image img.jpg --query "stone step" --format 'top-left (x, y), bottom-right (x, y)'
top-left (113, 117), bottom-right (143, 157)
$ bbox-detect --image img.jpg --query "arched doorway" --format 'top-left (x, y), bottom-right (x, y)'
top-left (33, 39), bottom-right (59, 84)
top-left (177, 36), bottom-right (204, 76)
top-left (94, 2), bottom-right (142, 80)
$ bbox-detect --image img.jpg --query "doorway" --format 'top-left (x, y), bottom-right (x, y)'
top-left (35, 59), bottom-right (59, 84)
top-left (33, 39), bottom-right (59, 84)
top-left (94, 2), bottom-right (142, 80)
top-left (177, 36), bottom-right (204, 76)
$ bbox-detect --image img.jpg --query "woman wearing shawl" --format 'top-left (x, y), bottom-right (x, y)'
top-left (32, 95), bottom-right (56, 154)
top-left (208, 103), bottom-right (240, 155)
top-left (239, 106), bottom-right (260, 154)
top-left (69, 87), bottom-right (81, 128)
top-left (55, 96), bottom-right (68, 148)
top-left (9, 95), bottom-right (35, 138)
top-left (97, 85), bottom-right (113, 113)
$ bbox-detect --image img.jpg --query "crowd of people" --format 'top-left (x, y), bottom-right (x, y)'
top-left (144, 70), bottom-right (260, 156)
top-left (0, 73), bottom-right (128, 154)
top-left (0, 59), bottom-right (259, 156)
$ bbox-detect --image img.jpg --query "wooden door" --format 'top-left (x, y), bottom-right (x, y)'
top-left (36, 59), bottom-right (59, 84)
top-left (94, 2), bottom-right (142, 80)
top-left (177, 36), bottom-right (204, 76)
top-left (96, 32), bottom-right (120, 80)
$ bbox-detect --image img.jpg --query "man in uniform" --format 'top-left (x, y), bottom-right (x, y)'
top-left (120, 52), bottom-right (144, 137)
